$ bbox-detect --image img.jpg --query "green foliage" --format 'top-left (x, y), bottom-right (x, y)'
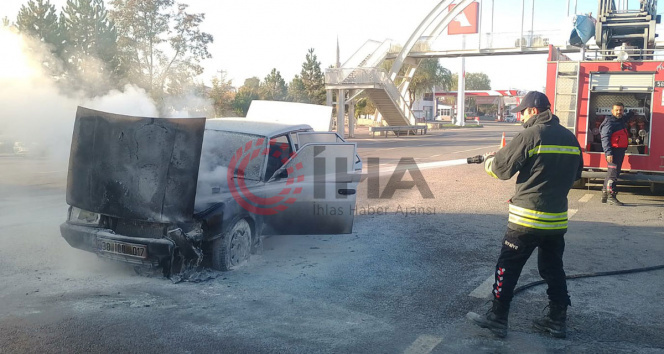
top-left (232, 90), bottom-right (259, 117)
top-left (16, 0), bottom-right (63, 50)
top-left (287, 75), bottom-right (308, 103)
top-left (451, 72), bottom-right (491, 91)
top-left (440, 123), bottom-right (483, 129)
top-left (242, 77), bottom-right (260, 92)
top-left (164, 4), bottom-right (212, 92)
top-left (2, 16), bottom-right (10, 27)
top-left (232, 77), bottom-right (261, 116)
top-left (61, 0), bottom-right (119, 94)
top-left (109, 0), bottom-right (213, 108)
top-left (299, 48), bottom-right (326, 105)
top-left (209, 73), bottom-right (235, 117)
top-left (407, 58), bottom-right (452, 108)
top-left (355, 97), bottom-right (376, 118)
top-left (109, 0), bottom-right (171, 92)
top-left (260, 68), bottom-right (287, 101)
top-left (15, 0), bottom-right (65, 77)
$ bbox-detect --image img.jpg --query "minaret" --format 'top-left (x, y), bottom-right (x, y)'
top-left (336, 36), bottom-right (341, 68)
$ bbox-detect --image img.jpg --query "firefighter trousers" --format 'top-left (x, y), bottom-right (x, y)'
top-left (492, 228), bottom-right (571, 306)
top-left (604, 149), bottom-right (626, 194)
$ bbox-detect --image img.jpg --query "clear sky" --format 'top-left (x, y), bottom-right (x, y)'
top-left (0, 0), bottom-right (648, 91)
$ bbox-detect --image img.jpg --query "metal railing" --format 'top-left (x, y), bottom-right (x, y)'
top-left (342, 40), bottom-right (382, 69)
top-left (394, 30), bottom-right (571, 54)
top-left (325, 67), bottom-right (416, 124)
top-left (361, 40), bottom-right (392, 68)
top-left (583, 48), bottom-right (664, 61)
top-left (325, 68), bottom-right (385, 85)
top-left (331, 40), bottom-right (393, 87)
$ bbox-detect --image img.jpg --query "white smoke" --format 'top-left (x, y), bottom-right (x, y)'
top-left (84, 84), bottom-right (158, 117)
top-left (0, 27), bottom-right (159, 163)
top-left (162, 90), bottom-right (215, 118)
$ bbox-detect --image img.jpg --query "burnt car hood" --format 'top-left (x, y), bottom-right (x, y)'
top-left (66, 107), bottom-right (206, 223)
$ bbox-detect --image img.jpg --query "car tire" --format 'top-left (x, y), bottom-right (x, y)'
top-left (211, 219), bottom-right (252, 271)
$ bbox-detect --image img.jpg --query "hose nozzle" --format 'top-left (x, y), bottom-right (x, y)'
top-left (467, 155), bottom-right (485, 164)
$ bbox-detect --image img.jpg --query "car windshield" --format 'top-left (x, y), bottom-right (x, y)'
top-left (198, 130), bottom-right (266, 181)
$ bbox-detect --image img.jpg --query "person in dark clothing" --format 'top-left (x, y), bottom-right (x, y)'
top-left (599, 102), bottom-right (633, 205)
top-left (467, 91), bottom-right (583, 339)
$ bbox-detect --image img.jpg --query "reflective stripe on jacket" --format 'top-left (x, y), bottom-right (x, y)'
top-left (508, 204), bottom-right (568, 231)
top-left (484, 110), bottom-right (583, 235)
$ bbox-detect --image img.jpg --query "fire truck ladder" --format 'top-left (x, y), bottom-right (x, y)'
top-left (554, 61), bottom-right (580, 130)
top-left (595, 0), bottom-right (659, 53)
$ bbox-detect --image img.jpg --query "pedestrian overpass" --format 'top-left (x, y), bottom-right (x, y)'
top-left (324, 0), bottom-right (596, 136)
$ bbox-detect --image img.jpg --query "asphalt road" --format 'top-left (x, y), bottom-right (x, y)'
top-left (1, 122), bottom-right (663, 353)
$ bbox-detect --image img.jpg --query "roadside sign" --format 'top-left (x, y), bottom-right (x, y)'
top-left (448, 2), bottom-right (479, 35)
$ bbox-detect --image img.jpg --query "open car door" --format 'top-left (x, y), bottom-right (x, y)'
top-left (262, 142), bottom-right (359, 235)
top-left (296, 132), bottom-right (362, 171)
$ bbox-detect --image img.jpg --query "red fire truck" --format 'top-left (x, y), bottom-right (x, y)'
top-left (546, 0), bottom-right (664, 192)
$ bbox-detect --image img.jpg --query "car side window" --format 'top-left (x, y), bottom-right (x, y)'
top-left (265, 135), bottom-right (293, 181)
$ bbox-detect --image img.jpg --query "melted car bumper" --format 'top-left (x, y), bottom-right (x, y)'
top-left (60, 222), bottom-right (175, 267)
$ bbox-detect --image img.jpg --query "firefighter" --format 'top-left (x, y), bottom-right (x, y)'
top-left (599, 102), bottom-right (633, 205)
top-left (467, 91), bottom-right (583, 338)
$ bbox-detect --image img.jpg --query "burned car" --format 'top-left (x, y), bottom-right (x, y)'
top-left (60, 107), bottom-right (361, 275)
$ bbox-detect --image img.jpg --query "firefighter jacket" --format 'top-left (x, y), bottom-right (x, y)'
top-left (484, 110), bottom-right (583, 235)
top-left (600, 112), bottom-right (633, 156)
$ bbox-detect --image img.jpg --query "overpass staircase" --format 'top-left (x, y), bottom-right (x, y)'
top-left (325, 40), bottom-right (415, 127)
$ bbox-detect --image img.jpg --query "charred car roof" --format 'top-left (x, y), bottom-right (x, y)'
top-left (205, 118), bottom-right (312, 136)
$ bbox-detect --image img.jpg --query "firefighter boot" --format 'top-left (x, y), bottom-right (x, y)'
top-left (601, 190), bottom-right (608, 203)
top-left (533, 302), bottom-right (567, 338)
top-left (467, 300), bottom-right (509, 338)
top-left (608, 192), bottom-right (624, 206)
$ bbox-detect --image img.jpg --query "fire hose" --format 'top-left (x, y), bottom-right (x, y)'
top-left (514, 264), bottom-right (664, 295)
top-left (465, 154), bottom-right (664, 295)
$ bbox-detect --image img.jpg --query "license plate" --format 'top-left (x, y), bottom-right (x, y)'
top-left (98, 238), bottom-right (148, 259)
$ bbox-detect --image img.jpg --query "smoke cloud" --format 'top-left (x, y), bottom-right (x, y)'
top-left (0, 27), bottom-right (159, 163)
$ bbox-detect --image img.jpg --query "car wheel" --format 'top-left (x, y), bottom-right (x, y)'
top-left (212, 219), bottom-right (252, 271)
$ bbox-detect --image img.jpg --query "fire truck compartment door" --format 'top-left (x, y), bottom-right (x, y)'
top-left (590, 73), bottom-right (654, 92)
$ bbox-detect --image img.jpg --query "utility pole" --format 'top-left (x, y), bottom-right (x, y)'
top-left (457, 57), bottom-right (466, 127)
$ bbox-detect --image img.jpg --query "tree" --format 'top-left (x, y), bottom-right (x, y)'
top-left (2, 16), bottom-right (10, 27)
top-left (407, 58), bottom-right (452, 108)
top-left (355, 96), bottom-right (376, 118)
top-left (109, 0), bottom-right (213, 107)
top-left (232, 90), bottom-right (259, 117)
top-left (16, 0), bottom-right (63, 49)
top-left (232, 77), bottom-right (260, 116)
top-left (260, 68), bottom-right (287, 101)
top-left (241, 77), bottom-right (260, 93)
top-left (287, 75), bottom-right (307, 103)
top-left (451, 72), bottom-right (491, 91)
top-left (209, 72), bottom-right (235, 117)
top-left (15, 0), bottom-right (67, 81)
top-left (299, 48), bottom-right (326, 105)
top-left (161, 4), bottom-right (213, 94)
top-left (61, 0), bottom-right (119, 94)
